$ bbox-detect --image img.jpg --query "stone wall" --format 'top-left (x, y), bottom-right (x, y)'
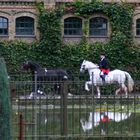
top-left (0, 0), bottom-right (140, 45)
top-left (0, 1), bottom-right (39, 42)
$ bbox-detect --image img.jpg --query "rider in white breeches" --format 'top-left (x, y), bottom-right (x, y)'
top-left (99, 53), bottom-right (110, 82)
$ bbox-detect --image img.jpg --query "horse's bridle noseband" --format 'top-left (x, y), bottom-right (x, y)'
top-left (82, 65), bottom-right (85, 70)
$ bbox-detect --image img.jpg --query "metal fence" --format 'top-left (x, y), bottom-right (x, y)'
top-left (10, 72), bottom-right (140, 140)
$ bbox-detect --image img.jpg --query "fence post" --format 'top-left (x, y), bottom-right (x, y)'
top-left (61, 81), bottom-right (68, 137)
top-left (0, 58), bottom-right (12, 140)
top-left (34, 71), bottom-right (37, 140)
top-left (91, 72), bottom-right (95, 133)
top-left (19, 113), bottom-right (24, 140)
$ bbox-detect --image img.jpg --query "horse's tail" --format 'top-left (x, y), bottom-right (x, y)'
top-left (124, 72), bottom-right (134, 92)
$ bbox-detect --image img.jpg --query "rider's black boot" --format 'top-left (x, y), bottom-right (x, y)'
top-left (100, 75), bottom-right (105, 83)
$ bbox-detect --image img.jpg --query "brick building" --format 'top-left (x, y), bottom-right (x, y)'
top-left (0, 0), bottom-right (140, 45)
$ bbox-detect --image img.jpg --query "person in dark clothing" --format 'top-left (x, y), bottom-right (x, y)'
top-left (99, 53), bottom-right (110, 82)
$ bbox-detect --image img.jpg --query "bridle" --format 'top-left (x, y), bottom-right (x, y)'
top-left (82, 64), bottom-right (99, 70)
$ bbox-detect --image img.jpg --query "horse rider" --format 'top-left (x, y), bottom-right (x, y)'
top-left (99, 53), bottom-right (110, 82)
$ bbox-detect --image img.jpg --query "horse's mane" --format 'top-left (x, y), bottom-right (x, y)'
top-left (27, 60), bottom-right (42, 68)
top-left (85, 60), bottom-right (99, 67)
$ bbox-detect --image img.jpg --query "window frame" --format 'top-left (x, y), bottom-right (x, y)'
top-left (0, 16), bottom-right (8, 36)
top-left (15, 16), bottom-right (35, 36)
top-left (89, 17), bottom-right (108, 37)
top-left (64, 17), bottom-right (83, 37)
top-left (136, 18), bottom-right (140, 36)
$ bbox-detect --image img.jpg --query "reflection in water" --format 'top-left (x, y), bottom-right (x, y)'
top-left (80, 112), bottom-right (131, 133)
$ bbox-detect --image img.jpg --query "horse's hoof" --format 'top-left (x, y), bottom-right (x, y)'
top-left (125, 94), bottom-right (128, 98)
top-left (97, 94), bottom-right (101, 98)
top-left (29, 92), bottom-right (34, 99)
top-left (80, 118), bottom-right (84, 124)
top-left (85, 88), bottom-right (90, 91)
top-left (68, 93), bottom-right (73, 96)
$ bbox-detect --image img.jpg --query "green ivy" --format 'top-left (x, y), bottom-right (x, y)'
top-left (0, 1), bottom-right (140, 78)
top-left (66, 0), bottom-right (134, 46)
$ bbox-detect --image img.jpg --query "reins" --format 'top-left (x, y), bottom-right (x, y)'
top-left (88, 67), bottom-right (99, 70)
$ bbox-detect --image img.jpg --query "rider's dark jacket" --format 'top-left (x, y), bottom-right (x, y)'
top-left (99, 58), bottom-right (109, 74)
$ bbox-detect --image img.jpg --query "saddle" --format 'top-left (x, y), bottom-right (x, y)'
top-left (100, 68), bottom-right (110, 75)
top-left (100, 69), bottom-right (110, 82)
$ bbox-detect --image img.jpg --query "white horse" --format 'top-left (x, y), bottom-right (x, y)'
top-left (80, 112), bottom-right (131, 133)
top-left (80, 60), bottom-right (134, 97)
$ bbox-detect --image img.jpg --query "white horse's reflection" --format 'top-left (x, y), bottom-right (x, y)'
top-left (80, 112), bottom-right (131, 132)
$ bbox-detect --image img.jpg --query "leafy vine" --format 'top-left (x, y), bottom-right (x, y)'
top-left (0, 1), bottom-right (140, 77)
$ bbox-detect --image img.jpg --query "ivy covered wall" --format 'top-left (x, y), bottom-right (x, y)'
top-left (0, 0), bottom-right (140, 77)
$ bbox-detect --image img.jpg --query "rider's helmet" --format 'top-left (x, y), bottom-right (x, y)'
top-left (100, 52), bottom-right (106, 56)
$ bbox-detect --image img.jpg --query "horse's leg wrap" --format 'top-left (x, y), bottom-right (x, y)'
top-left (115, 88), bottom-right (121, 96)
top-left (85, 81), bottom-right (91, 91)
top-left (96, 86), bottom-right (101, 97)
top-left (121, 84), bottom-right (128, 97)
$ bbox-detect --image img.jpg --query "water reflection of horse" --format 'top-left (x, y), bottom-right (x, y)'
top-left (80, 60), bottom-right (134, 97)
top-left (22, 60), bottom-right (70, 98)
top-left (80, 112), bottom-right (131, 134)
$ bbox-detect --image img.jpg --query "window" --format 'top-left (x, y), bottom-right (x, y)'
top-left (16, 16), bottom-right (34, 35)
top-left (136, 18), bottom-right (140, 36)
top-left (0, 17), bottom-right (8, 35)
top-left (89, 17), bottom-right (107, 36)
top-left (64, 17), bottom-right (82, 36)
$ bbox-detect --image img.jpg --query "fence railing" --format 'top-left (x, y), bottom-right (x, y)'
top-left (10, 73), bottom-right (140, 139)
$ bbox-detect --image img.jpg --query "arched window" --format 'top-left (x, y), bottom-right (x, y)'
top-left (16, 16), bottom-right (34, 35)
top-left (64, 17), bottom-right (82, 36)
top-left (0, 16), bottom-right (8, 35)
top-left (136, 18), bottom-right (140, 36)
top-left (89, 17), bottom-right (107, 36)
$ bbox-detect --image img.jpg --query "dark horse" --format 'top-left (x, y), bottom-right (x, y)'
top-left (22, 60), bottom-right (70, 98)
